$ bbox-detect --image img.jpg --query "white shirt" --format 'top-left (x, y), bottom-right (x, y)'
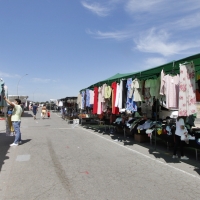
top-left (175, 118), bottom-right (188, 136)
top-left (89, 90), bottom-right (94, 104)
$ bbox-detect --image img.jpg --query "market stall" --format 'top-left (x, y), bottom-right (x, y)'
top-left (57, 96), bottom-right (78, 121)
top-left (78, 53), bottom-right (200, 152)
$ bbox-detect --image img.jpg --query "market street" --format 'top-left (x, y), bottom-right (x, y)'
top-left (1, 111), bottom-right (200, 200)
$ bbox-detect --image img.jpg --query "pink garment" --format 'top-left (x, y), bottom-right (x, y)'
top-left (97, 86), bottom-right (102, 114)
top-left (163, 74), bottom-right (179, 109)
top-left (179, 63), bottom-right (197, 116)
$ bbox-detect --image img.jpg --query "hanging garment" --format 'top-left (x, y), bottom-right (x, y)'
top-left (81, 91), bottom-right (85, 109)
top-left (93, 87), bottom-right (98, 114)
top-left (131, 78), bottom-right (142, 102)
top-left (115, 80), bottom-right (123, 109)
top-left (97, 86), bottom-right (103, 114)
top-left (143, 80), bottom-right (152, 105)
top-left (89, 90), bottom-right (94, 105)
top-left (144, 88), bottom-right (151, 105)
top-left (163, 74), bottom-right (180, 109)
top-left (101, 84), bottom-right (108, 111)
top-left (154, 76), bottom-right (161, 99)
top-left (126, 78), bottom-right (137, 112)
top-left (102, 99), bottom-right (108, 112)
top-left (128, 78), bottom-right (133, 98)
top-left (149, 79), bottom-right (157, 97)
top-left (104, 85), bottom-right (112, 99)
top-left (111, 82), bottom-right (119, 114)
top-left (77, 94), bottom-right (82, 109)
top-left (115, 83), bottom-right (120, 107)
top-left (122, 80), bottom-right (127, 109)
top-left (102, 84), bottom-right (106, 102)
top-left (58, 101), bottom-right (63, 107)
top-left (160, 69), bottom-right (165, 95)
top-left (119, 80), bottom-right (123, 109)
top-left (179, 63), bottom-right (197, 116)
top-left (86, 89), bottom-right (90, 107)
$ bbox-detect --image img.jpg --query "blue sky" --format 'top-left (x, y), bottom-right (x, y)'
top-left (0, 0), bottom-right (200, 102)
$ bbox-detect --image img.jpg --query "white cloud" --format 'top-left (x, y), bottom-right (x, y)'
top-left (125, 0), bottom-right (162, 13)
top-left (134, 28), bottom-right (200, 56)
top-left (125, 0), bottom-right (200, 15)
top-left (86, 29), bottom-right (132, 40)
top-left (170, 13), bottom-right (200, 30)
top-left (81, 1), bottom-right (110, 17)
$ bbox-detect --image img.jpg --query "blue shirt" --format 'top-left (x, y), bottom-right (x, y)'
top-left (32, 105), bottom-right (38, 113)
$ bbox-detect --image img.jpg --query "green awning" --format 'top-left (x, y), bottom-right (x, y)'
top-left (80, 53), bottom-right (200, 91)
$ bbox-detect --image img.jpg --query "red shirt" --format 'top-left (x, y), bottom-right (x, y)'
top-left (93, 87), bottom-right (98, 114)
top-left (111, 82), bottom-right (119, 114)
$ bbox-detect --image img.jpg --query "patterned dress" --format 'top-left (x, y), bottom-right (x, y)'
top-left (126, 78), bottom-right (137, 112)
top-left (86, 89), bottom-right (90, 107)
top-left (178, 63), bottom-right (197, 116)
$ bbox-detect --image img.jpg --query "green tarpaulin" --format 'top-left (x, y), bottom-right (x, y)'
top-left (80, 53), bottom-right (200, 91)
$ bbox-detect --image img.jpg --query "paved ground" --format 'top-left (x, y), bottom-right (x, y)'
top-left (1, 110), bottom-right (200, 200)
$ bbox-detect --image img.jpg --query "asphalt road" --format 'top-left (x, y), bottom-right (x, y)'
top-left (1, 110), bottom-right (200, 200)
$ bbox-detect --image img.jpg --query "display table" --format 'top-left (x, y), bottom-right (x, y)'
top-left (134, 133), bottom-right (149, 143)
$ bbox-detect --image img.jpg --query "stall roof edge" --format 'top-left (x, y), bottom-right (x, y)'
top-left (79, 53), bottom-right (200, 91)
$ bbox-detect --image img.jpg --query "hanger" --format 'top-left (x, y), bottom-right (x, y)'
top-left (182, 61), bottom-right (192, 65)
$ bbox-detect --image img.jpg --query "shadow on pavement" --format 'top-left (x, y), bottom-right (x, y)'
top-left (21, 139), bottom-right (31, 145)
top-left (0, 132), bottom-right (32, 172)
top-left (79, 123), bottom-right (200, 176)
top-left (22, 112), bottom-right (33, 118)
top-left (0, 132), bottom-right (14, 171)
top-left (147, 143), bottom-right (200, 176)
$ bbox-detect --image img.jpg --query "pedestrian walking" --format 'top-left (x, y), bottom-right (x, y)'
top-left (41, 104), bottom-right (47, 119)
top-left (4, 96), bottom-right (23, 146)
top-left (32, 103), bottom-right (38, 119)
top-left (47, 110), bottom-right (50, 118)
top-left (61, 106), bottom-right (65, 119)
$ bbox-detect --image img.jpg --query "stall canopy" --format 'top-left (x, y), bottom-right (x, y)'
top-left (59, 96), bottom-right (77, 103)
top-left (80, 53), bottom-right (200, 91)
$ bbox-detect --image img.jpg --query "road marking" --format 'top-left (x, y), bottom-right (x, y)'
top-left (16, 155), bottom-right (30, 162)
top-left (50, 128), bottom-right (78, 129)
top-left (80, 127), bottom-right (200, 180)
